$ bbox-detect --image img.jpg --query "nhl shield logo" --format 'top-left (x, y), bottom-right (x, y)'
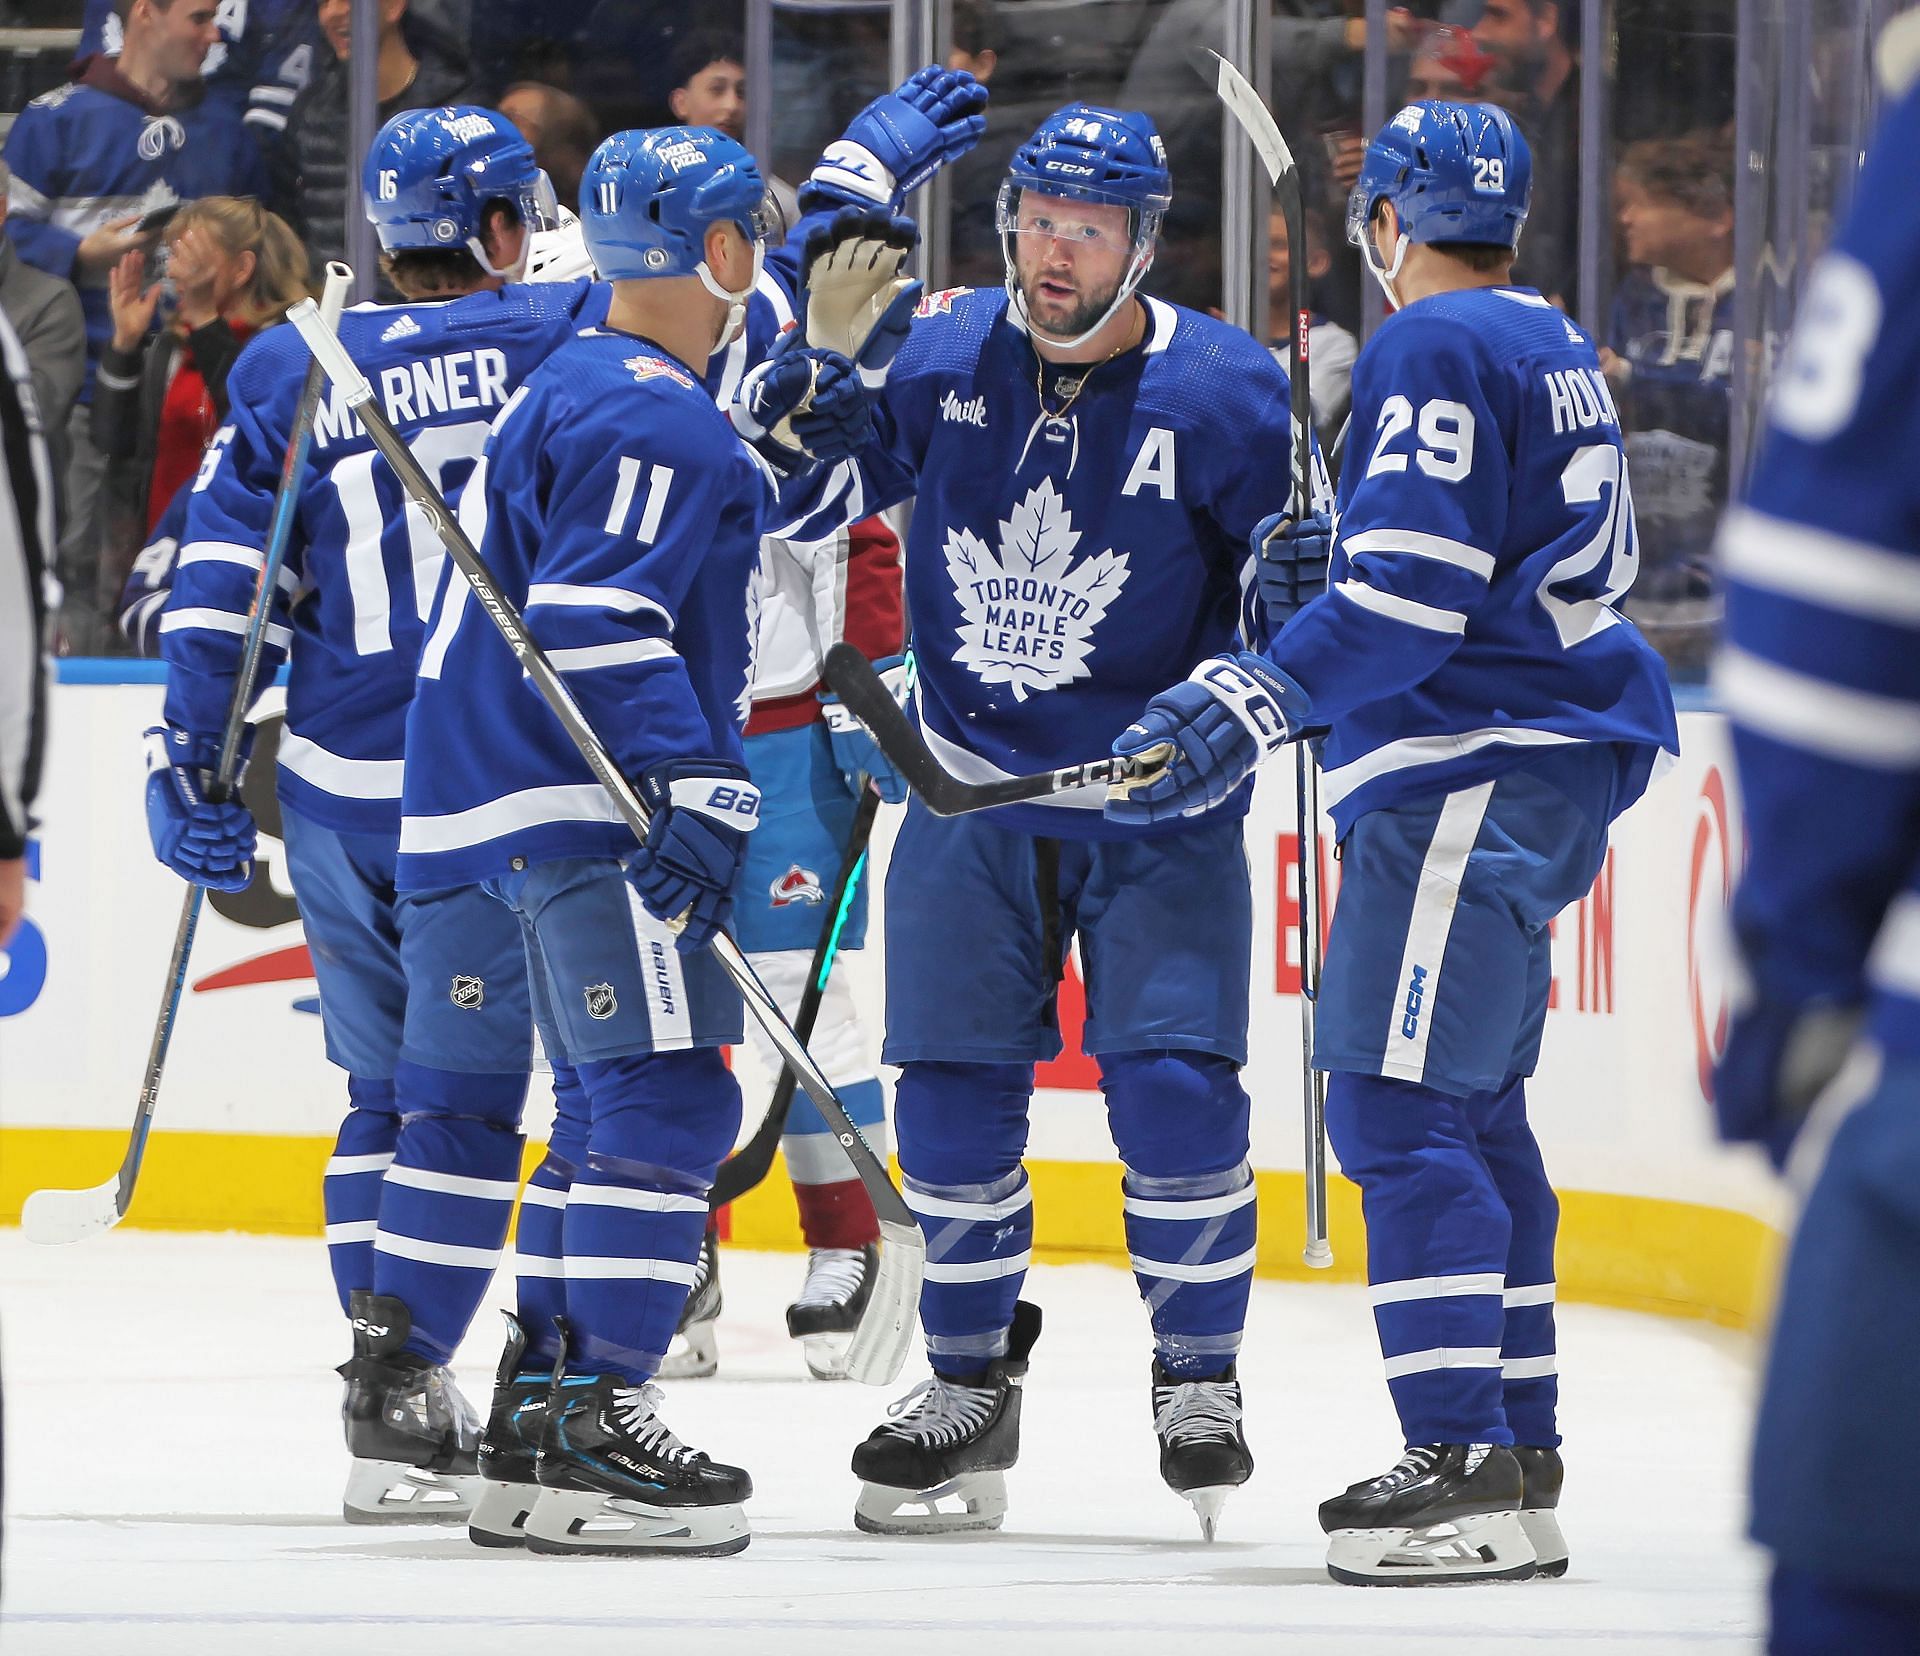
top-left (450, 975), bottom-right (485, 1010)
top-left (770, 864), bottom-right (825, 907)
top-left (585, 982), bottom-right (618, 1020)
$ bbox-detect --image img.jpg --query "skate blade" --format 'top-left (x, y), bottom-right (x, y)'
top-left (1325, 1508), bottom-right (1537, 1585)
top-left (1181, 1484), bottom-right (1234, 1543)
top-left (1519, 1507), bottom-right (1568, 1578)
top-left (853, 1471), bottom-right (1007, 1536)
top-left (656, 1320), bottom-right (719, 1381)
top-left (342, 1458), bottom-right (481, 1524)
top-left (468, 1478), bottom-right (538, 1548)
top-left (522, 1487), bottom-right (750, 1556)
top-left (800, 1331), bottom-right (853, 1381)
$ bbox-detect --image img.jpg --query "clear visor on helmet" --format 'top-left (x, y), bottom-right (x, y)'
top-left (520, 169), bottom-right (561, 237)
top-left (995, 181), bottom-right (1158, 258)
top-left (1345, 180), bottom-right (1376, 251)
top-left (739, 185), bottom-right (786, 251)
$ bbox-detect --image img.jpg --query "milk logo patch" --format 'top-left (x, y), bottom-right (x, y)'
top-left (450, 974), bottom-right (485, 1010)
top-left (770, 864), bottom-right (824, 907)
top-left (584, 982), bottom-right (618, 1020)
top-left (946, 477), bottom-right (1131, 701)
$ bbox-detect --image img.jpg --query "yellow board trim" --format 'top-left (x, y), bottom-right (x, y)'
top-left (0, 1128), bottom-right (1778, 1330)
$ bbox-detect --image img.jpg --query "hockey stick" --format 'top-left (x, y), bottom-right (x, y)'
top-left (708, 782), bottom-right (881, 1209)
top-left (286, 302), bottom-right (921, 1387)
top-left (23, 263), bottom-right (355, 1247)
top-left (1204, 50), bottom-right (1333, 1268)
top-left (821, 642), bottom-right (1169, 815)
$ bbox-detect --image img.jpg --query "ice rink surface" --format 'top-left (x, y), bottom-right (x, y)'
top-left (0, 1231), bottom-right (1766, 1655)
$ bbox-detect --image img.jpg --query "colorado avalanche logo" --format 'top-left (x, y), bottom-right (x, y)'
top-left (770, 864), bottom-right (825, 907)
top-left (626, 353), bottom-right (695, 389)
top-left (916, 287), bottom-right (971, 318)
top-left (946, 477), bottom-right (1131, 701)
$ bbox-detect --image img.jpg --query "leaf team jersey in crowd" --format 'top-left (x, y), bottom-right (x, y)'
top-left (81, 0), bottom-right (310, 122)
top-left (1268, 286), bottom-right (1679, 835)
top-left (834, 285), bottom-right (1302, 841)
top-left (395, 304), bottom-right (838, 893)
top-left (160, 278), bottom-right (609, 831)
top-left (2, 59), bottom-right (266, 398)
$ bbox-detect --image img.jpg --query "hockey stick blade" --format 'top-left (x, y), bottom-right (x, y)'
top-left (822, 643), bottom-right (1164, 814)
top-left (1200, 50), bottom-right (1296, 189)
top-left (22, 1179), bottom-right (127, 1246)
top-left (844, 1215), bottom-right (924, 1386)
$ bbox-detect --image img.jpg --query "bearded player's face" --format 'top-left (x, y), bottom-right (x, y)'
top-left (1011, 193), bottom-right (1134, 338)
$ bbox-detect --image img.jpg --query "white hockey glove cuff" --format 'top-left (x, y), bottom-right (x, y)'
top-left (809, 140), bottom-right (895, 209)
top-left (1190, 652), bottom-right (1312, 761)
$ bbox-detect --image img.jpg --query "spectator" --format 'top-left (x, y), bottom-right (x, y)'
top-left (0, 305), bottom-right (55, 948)
top-left (0, 159), bottom-right (86, 483)
top-left (83, 0), bottom-right (310, 125)
top-left (1602, 133), bottom-right (1736, 681)
top-left (268, 0), bottom-right (473, 278)
top-left (1473, 0), bottom-right (1579, 307)
top-left (498, 82), bottom-right (600, 214)
top-left (1262, 202), bottom-right (1359, 450)
top-left (92, 197), bottom-right (308, 603)
top-left (667, 27), bottom-right (799, 230)
top-left (946, 0), bottom-right (1002, 83)
top-left (1406, 22), bottom-right (1498, 101)
top-left (5, 0), bottom-right (268, 654)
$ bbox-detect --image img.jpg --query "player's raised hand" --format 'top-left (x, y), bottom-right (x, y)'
top-left (626, 762), bottom-right (762, 952)
top-left (803, 206), bottom-right (922, 388)
top-left (802, 65), bottom-right (990, 213)
top-left (733, 330), bottom-right (873, 473)
top-left (1254, 508), bottom-right (1333, 631)
top-left (819, 654), bottom-right (910, 804)
top-left (143, 725), bottom-right (256, 892)
top-left (1105, 654), bottom-right (1311, 826)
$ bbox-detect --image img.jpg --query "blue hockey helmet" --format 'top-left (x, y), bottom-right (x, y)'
top-left (997, 104), bottom-right (1172, 347)
top-left (579, 127), bottom-right (778, 281)
top-left (1347, 101), bottom-right (1531, 302)
top-left (362, 105), bottom-right (558, 279)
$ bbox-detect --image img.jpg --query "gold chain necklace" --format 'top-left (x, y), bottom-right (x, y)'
top-left (1032, 304), bottom-right (1143, 421)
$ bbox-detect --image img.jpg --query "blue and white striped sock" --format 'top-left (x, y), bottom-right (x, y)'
top-left (561, 1168), bottom-right (709, 1383)
top-left (323, 1076), bottom-right (400, 1313)
top-left (906, 1166), bottom-right (1033, 1376)
top-left (1122, 1161), bottom-right (1258, 1377)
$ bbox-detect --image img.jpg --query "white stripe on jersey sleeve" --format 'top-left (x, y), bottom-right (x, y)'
top-left (1320, 726), bottom-right (1581, 809)
top-left (1716, 646), bottom-right (1920, 768)
top-left (157, 606), bottom-right (292, 650)
top-left (547, 638), bottom-right (677, 672)
top-left (1719, 505), bottom-right (1920, 624)
top-left (179, 540), bottom-right (299, 594)
top-left (277, 733), bottom-right (404, 800)
top-left (1342, 527), bottom-right (1497, 580)
top-left (1868, 892), bottom-right (1920, 1001)
top-left (1334, 578), bottom-right (1468, 634)
top-left (525, 583), bottom-right (675, 628)
top-left (399, 781), bottom-right (627, 855)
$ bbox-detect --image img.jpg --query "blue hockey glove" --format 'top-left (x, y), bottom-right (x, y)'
top-left (819, 654), bottom-right (909, 804)
top-left (1714, 981), bottom-right (1865, 1170)
top-left (626, 761), bottom-right (762, 952)
top-left (144, 725), bottom-right (256, 892)
top-left (1253, 508), bottom-right (1333, 631)
top-left (801, 65), bottom-right (989, 213)
top-left (1105, 653), bottom-right (1312, 827)
top-left (803, 206), bottom-right (922, 388)
top-left (734, 330), bottom-right (873, 475)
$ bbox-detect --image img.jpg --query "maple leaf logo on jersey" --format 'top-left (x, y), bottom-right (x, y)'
top-left (625, 353), bottom-right (694, 389)
top-left (945, 478), bottom-right (1131, 701)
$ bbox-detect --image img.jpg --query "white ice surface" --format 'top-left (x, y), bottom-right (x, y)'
top-left (0, 1231), bottom-right (1766, 1655)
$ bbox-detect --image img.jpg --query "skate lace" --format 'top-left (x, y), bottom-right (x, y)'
top-left (793, 1247), bottom-right (867, 1309)
top-left (1382, 1445), bottom-right (1442, 1487)
top-left (877, 1376), bottom-right (996, 1447)
top-left (687, 1238), bottom-right (715, 1295)
top-left (610, 1383), bottom-right (698, 1466)
top-left (1151, 1377), bottom-right (1243, 1446)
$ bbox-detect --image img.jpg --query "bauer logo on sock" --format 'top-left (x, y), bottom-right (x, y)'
top-left (450, 974), bottom-right (485, 1010)
top-left (584, 982), bottom-right (617, 1020)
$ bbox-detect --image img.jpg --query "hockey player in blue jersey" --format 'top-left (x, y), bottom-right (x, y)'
top-left (1113, 102), bottom-right (1679, 1582)
top-left (398, 126), bottom-right (877, 1557)
top-left (148, 104), bottom-right (602, 1525)
top-left (1712, 67), bottom-right (1920, 1654)
top-left (804, 104), bottom-right (1305, 1540)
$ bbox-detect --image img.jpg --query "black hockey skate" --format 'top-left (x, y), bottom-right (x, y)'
top-left (526, 1323), bottom-right (751, 1556)
top-left (657, 1224), bottom-right (721, 1380)
top-left (786, 1243), bottom-right (878, 1380)
top-left (1319, 1443), bottom-right (1536, 1585)
top-left (1151, 1361), bottom-right (1254, 1542)
top-left (467, 1312), bottom-right (553, 1548)
top-left (337, 1290), bottom-right (483, 1524)
top-left (851, 1300), bottom-right (1041, 1535)
top-left (1512, 1444), bottom-right (1568, 1578)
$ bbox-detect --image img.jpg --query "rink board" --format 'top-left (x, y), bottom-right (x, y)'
top-left (0, 684), bottom-right (1781, 1328)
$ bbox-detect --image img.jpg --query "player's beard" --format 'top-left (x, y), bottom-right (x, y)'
top-left (1020, 269), bottom-right (1124, 342)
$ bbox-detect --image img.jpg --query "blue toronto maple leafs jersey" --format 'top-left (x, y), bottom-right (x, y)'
top-left (3, 75), bottom-right (265, 396)
top-left (396, 297), bottom-right (833, 892)
top-left (1717, 81), bottom-right (1920, 1054)
top-left (82, 0), bottom-right (308, 122)
top-left (1266, 286), bottom-right (1679, 835)
top-left (161, 279), bottom-right (608, 836)
top-left (833, 286), bottom-right (1304, 840)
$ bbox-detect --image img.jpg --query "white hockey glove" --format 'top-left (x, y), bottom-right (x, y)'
top-left (524, 207), bottom-right (596, 283)
top-left (802, 206), bottom-right (923, 389)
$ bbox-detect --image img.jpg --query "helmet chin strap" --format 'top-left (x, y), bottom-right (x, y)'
top-left (1360, 226), bottom-right (1410, 311)
top-left (697, 243), bottom-right (765, 354)
top-left (1003, 240), bottom-right (1154, 351)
